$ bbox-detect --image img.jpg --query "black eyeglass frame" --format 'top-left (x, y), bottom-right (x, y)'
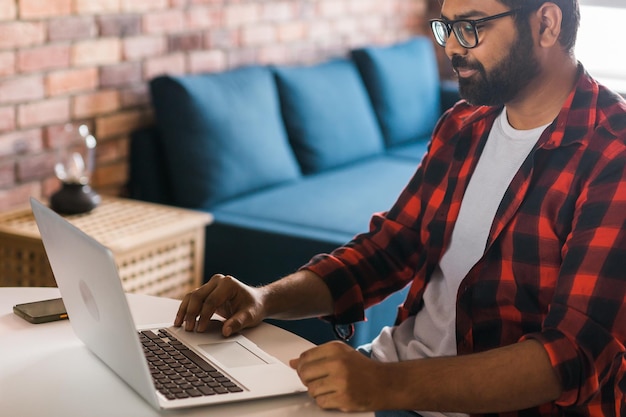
top-left (430, 8), bottom-right (524, 49)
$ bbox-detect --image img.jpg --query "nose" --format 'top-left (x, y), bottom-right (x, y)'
top-left (444, 32), bottom-right (468, 59)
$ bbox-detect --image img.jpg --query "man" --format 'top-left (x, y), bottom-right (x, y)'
top-left (175, 0), bottom-right (626, 415)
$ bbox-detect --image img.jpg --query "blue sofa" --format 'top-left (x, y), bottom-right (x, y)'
top-left (129, 36), bottom-right (459, 346)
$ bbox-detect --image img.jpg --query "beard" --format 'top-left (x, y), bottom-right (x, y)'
top-left (453, 24), bottom-right (540, 106)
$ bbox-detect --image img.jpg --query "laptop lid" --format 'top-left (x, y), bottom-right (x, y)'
top-left (30, 198), bottom-right (305, 410)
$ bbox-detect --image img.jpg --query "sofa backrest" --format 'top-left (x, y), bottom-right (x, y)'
top-left (352, 37), bottom-right (442, 148)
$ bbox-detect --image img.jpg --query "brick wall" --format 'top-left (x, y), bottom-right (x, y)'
top-left (0, 0), bottom-right (433, 211)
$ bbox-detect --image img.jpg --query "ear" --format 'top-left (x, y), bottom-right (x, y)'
top-left (535, 2), bottom-right (563, 48)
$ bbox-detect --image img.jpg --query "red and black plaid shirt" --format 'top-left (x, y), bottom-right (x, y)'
top-left (304, 66), bottom-right (626, 416)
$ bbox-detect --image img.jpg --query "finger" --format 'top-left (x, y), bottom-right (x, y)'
top-left (174, 293), bottom-right (191, 327)
top-left (182, 276), bottom-right (221, 331)
top-left (292, 354), bottom-right (331, 385)
top-left (222, 309), bottom-right (255, 337)
top-left (306, 376), bottom-right (337, 400)
top-left (194, 279), bottom-right (235, 332)
top-left (296, 342), bottom-right (347, 368)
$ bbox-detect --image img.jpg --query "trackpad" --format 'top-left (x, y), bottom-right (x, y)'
top-left (199, 342), bottom-right (268, 368)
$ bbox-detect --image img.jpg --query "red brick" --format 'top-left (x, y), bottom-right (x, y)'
top-left (121, 0), bottom-right (168, 13)
top-left (123, 36), bottom-right (166, 60)
top-left (95, 109), bottom-right (151, 139)
top-left (241, 25), bottom-right (277, 47)
top-left (333, 17), bottom-right (359, 36)
top-left (46, 67), bottom-right (99, 97)
top-left (48, 16), bottom-right (96, 41)
top-left (99, 62), bottom-right (142, 88)
top-left (91, 160), bottom-right (128, 189)
top-left (97, 14), bottom-right (141, 37)
top-left (119, 85), bottom-right (149, 108)
top-left (143, 53), bottom-right (186, 80)
top-left (185, 6), bottom-right (222, 30)
top-left (277, 22), bottom-right (306, 42)
top-left (0, 182), bottom-right (41, 212)
top-left (188, 50), bottom-right (226, 74)
top-left (205, 28), bottom-right (240, 49)
top-left (74, 0), bottom-right (120, 14)
top-left (143, 10), bottom-right (185, 34)
top-left (17, 44), bottom-right (71, 73)
top-left (261, 2), bottom-right (297, 22)
top-left (0, 22), bottom-right (46, 49)
top-left (0, 0), bottom-right (16, 21)
top-left (0, 51), bottom-right (16, 77)
top-left (258, 45), bottom-right (291, 65)
top-left (72, 39), bottom-right (121, 66)
top-left (0, 75), bottom-right (45, 104)
top-left (168, 32), bottom-right (203, 52)
top-left (358, 16), bottom-right (386, 35)
top-left (318, 0), bottom-right (348, 17)
top-left (18, 98), bottom-right (70, 128)
top-left (19, 0), bottom-right (72, 19)
top-left (16, 152), bottom-right (57, 182)
top-left (0, 161), bottom-right (15, 188)
top-left (308, 21), bottom-right (333, 41)
top-left (73, 90), bottom-right (120, 119)
top-left (0, 128), bottom-right (43, 158)
top-left (0, 106), bottom-right (15, 133)
top-left (348, 0), bottom-right (379, 14)
top-left (227, 49), bottom-right (259, 69)
top-left (224, 4), bottom-right (260, 26)
top-left (95, 136), bottom-right (128, 165)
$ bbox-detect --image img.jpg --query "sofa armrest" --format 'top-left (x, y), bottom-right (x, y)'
top-left (440, 79), bottom-right (461, 114)
top-left (128, 127), bottom-right (173, 205)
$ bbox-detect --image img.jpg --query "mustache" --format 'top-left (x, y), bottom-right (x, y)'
top-left (451, 55), bottom-right (482, 72)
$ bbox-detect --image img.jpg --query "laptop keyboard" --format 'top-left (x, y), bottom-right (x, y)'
top-left (139, 328), bottom-right (244, 400)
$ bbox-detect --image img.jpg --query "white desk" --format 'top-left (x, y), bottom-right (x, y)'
top-left (0, 287), bottom-right (373, 417)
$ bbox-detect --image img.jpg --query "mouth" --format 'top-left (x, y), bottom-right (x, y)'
top-left (454, 67), bottom-right (479, 79)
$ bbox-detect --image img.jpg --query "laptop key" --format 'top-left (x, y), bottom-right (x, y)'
top-left (179, 349), bottom-right (217, 372)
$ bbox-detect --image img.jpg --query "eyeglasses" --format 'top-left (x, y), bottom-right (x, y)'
top-left (430, 9), bottom-right (523, 49)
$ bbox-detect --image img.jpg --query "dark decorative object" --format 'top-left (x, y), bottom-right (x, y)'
top-left (50, 182), bottom-right (101, 215)
top-left (50, 124), bottom-right (100, 215)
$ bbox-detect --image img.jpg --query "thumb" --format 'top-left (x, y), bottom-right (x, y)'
top-left (222, 311), bottom-right (252, 337)
top-left (289, 357), bottom-right (300, 369)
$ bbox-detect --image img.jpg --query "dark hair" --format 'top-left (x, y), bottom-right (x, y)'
top-left (497, 0), bottom-right (580, 52)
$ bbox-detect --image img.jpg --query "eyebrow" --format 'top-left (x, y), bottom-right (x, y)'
top-left (440, 10), bottom-right (490, 21)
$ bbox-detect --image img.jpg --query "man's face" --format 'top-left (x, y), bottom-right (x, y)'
top-left (442, 0), bottom-right (540, 106)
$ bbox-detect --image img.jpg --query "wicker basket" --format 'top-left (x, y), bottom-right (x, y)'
top-left (0, 198), bottom-right (212, 299)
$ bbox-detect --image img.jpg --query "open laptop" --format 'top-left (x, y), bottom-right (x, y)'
top-left (30, 198), bottom-right (306, 410)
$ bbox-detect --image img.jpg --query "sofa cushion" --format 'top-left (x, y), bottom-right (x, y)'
top-left (352, 36), bottom-right (441, 148)
top-left (273, 59), bottom-right (385, 174)
top-left (150, 66), bottom-right (301, 209)
top-left (211, 156), bottom-right (418, 245)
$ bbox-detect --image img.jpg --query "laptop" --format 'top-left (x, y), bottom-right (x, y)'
top-left (30, 198), bottom-right (306, 410)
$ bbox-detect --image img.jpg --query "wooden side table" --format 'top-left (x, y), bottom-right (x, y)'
top-left (0, 197), bottom-right (212, 299)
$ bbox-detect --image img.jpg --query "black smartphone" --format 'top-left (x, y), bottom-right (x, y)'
top-left (13, 297), bottom-right (68, 324)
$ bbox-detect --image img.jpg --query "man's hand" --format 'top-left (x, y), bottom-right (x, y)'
top-left (174, 274), bottom-right (266, 336)
top-left (289, 341), bottom-right (391, 412)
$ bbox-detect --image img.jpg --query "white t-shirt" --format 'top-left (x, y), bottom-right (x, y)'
top-left (370, 109), bottom-right (550, 417)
